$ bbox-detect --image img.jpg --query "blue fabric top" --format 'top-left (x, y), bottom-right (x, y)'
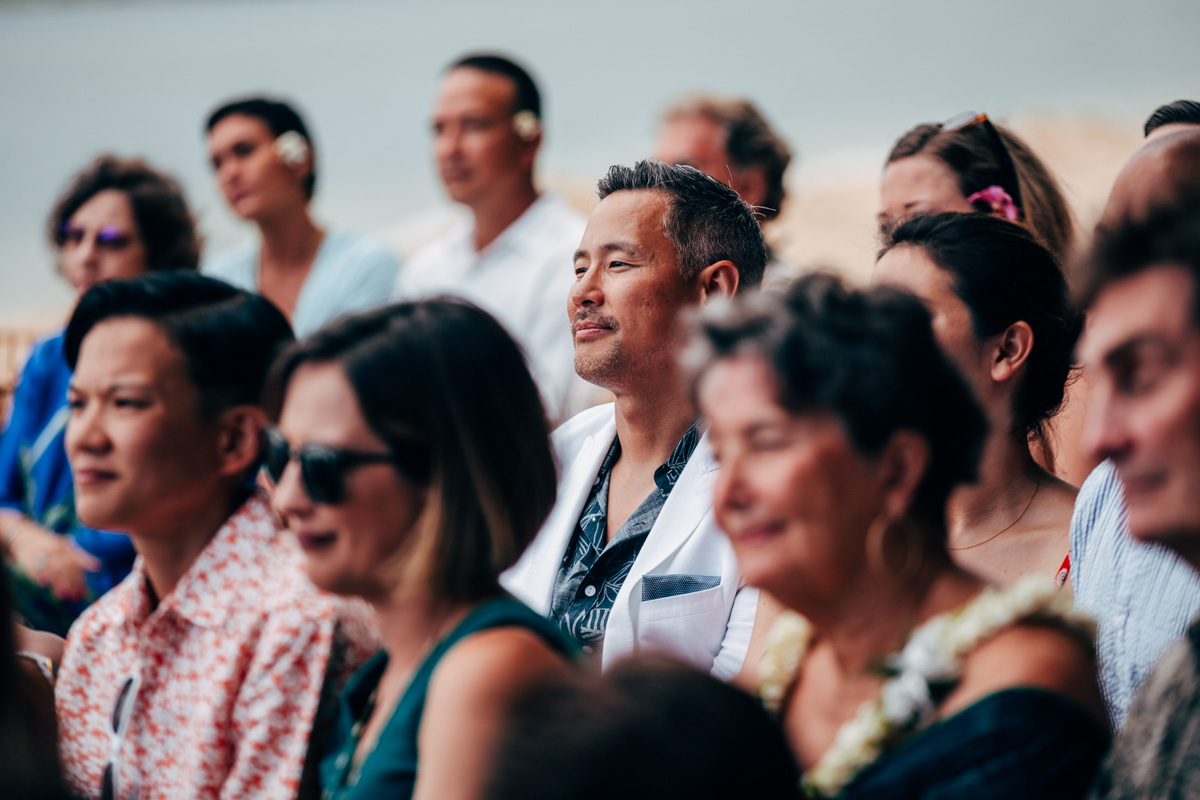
top-left (0, 330), bottom-right (135, 630)
top-left (550, 420), bottom-right (701, 655)
top-left (202, 228), bottom-right (400, 338)
top-left (318, 596), bottom-right (574, 800)
top-left (1070, 459), bottom-right (1200, 730)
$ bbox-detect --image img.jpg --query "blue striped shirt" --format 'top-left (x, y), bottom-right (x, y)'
top-left (1070, 459), bottom-right (1200, 729)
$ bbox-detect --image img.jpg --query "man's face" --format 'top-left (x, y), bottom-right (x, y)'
top-left (569, 190), bottom-right (697, 393)
top-left (1080, 265), bottom-right (1200, 549)
top-left (655, 114), bottom-right (768, 210)
top-left (66, 318), bottom-right (226, 538)
top-left (432, 67), bottom-right (535, 207)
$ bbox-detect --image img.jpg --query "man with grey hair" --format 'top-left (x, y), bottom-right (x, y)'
top-left (503, 160), bottom-right (772, 678)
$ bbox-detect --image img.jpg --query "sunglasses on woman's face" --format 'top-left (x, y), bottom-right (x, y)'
top-left (263, 428), bottom-right (428, 505)
top-left (60, 223), bottom-right (134, 250)
top-left (940, 111), bottom-right (1025, 215)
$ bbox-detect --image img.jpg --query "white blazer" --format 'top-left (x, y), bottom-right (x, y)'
top-left (502, 404), bottom-right (758, 680)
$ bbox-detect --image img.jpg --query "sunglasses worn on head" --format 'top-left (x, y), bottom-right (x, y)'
top-left (60, 223), bottom-right (133, 250)
top-left (264, 428), bottom-right (429, 505)
top-left (940, 111), bottom-right (1024, 216)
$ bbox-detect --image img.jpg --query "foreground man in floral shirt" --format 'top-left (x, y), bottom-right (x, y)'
top-left (55, 273), bottom-right (380, 800)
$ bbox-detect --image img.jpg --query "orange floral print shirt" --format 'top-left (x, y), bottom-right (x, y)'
top-left (55, 493), bottom-right (382, 800)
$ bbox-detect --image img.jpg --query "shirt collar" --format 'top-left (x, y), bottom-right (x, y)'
top-left (653, 418), bottom-right (703, 494)
top-left (459, 193), bottom-right (559, 262)
top-left (115, 493), bottom-right (278, 631)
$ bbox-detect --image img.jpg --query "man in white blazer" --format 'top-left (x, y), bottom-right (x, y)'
top-left (502, 160), bottom-right (769, 679)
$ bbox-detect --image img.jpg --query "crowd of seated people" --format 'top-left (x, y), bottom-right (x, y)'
top-left (3, 44), bottom-right (1200, 800)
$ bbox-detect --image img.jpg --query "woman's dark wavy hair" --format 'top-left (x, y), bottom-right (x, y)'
top-left (887, 121), bottom-right (1074, 261)
top-left (264, 299), bottom-right (557, 605)
top-left (695, 273), bottom-right (987, 538)
top-left (48, 155), bottom-right (200, 272)
top-left (880, 213), bottom-right (1081, 454)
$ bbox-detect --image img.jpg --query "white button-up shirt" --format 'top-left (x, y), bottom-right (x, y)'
top-left (392, 194), bottom-right (587, 423)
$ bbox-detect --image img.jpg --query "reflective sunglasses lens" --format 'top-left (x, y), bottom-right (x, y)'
top-left (264, 431), bottom-right (290, 485)
top-left (96, 225), bottom-right (131, 248)
top-left (942, 111), bottom-right (984, 132)
top-left (300, 448), bottom-right (344, 505)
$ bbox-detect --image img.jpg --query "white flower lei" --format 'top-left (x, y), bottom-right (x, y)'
top-left (757, 576), bottom-right (1095, 798)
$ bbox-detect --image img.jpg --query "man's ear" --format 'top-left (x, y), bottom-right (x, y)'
top-left (697, 260), bottom-right (740, 303)
top-left (215, 406), bottom-right (268, 480)
top-left (731, 166), bottom-right (770, 213)
top-left (990, 321), bottom-right (1035, 384)
top-left (878, 430), bottom-right (930, 521)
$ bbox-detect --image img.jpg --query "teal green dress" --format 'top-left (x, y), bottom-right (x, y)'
top-left (317, 596), bottom-right (574, 800)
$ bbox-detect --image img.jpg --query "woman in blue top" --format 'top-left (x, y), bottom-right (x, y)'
top-left (0, 155), bottom-right (200, 635)
top-left (203, 97), bottom-right (400, 337)
top-left (266, 299), bottom-right (574, 800)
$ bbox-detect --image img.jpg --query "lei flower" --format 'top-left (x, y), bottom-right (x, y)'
top-left (757, 577), bottom-right (1095, 798)
top-left (274, 131), bottom-right (310, 169)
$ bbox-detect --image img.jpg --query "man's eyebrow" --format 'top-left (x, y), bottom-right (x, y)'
top-left (1104, 334), bottom-right (1172, 368)
top-left (66, 379), bottom-right (153, 395)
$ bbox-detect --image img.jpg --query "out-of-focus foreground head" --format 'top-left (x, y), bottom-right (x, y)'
top-left (1100, 127), bottom-right (1200, 230)
top-left (1077, 201), bottom-right (1200, 555)
top-left (1144, 99), bottom-right (1200, 141)
top-left (655, 94), bottom-right (792, 222)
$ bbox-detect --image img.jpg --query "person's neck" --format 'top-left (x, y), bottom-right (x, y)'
top-left (369, 588), bottom-right (474, 678)
top-left (134, 488), bottom-right (248, 607)
top-left (799, 558), bottom-right (975, 675)
top-left (469, 179), bottom-right (538, 253)
top-left (946, 428), bottom-right (1042, 547)
top-left (257, 206), bottom-right (323, 270)
top-left (611, 382), bottom-right (698, 473)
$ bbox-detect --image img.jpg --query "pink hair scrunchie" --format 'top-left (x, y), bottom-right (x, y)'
top-left (966, 185), bottom-right (1020, 221)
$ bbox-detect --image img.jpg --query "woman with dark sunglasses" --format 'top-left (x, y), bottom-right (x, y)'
top-left (878, 112), bottom-right (1074, 262)
top-left (0, 155), bottom-right (199, 635)
top-left (264, 299), bottom-right (575, 800)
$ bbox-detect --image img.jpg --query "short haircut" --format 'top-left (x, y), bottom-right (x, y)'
top-left (263, 299), bottom-right (557, 605)
top-left (486, 657), bottom-right (801, 800)
top-left (662, 94), bottom-right (792, 221)
top-left (694, 272), bottom-right (987, 538)
top-left (48, 155), bottom-right (200, 272)
top-left (1144, 100), bottom-right (1200, 137)
top-left (205, 96), bottom-right (317, 199)
top-left (887, 121), bottom-right (1074, 261)
top-left (64, 272), bottom-right (294, 419)
top-left (1078, 199), bottom-right (1200, 321)
top-left (448, 53), bottom-right (541, 118)
top-left (597, 160), bottom-right (768, 291)
top-left (880, 212), bottom-right (1080, 449)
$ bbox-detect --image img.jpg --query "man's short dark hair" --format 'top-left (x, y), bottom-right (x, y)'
top-left (448, 53), bottom-right (541, 119)
top-left (597, 160), bottom-right (768, 291)
top-left (1078, 200), bottom-right (1200, 322)
top-left (64, 272), bottom-right (294, 418)
top-left (206, 96), bottom-right (316, 199)
top-left (1144, 100), bottom-right (1200, 137)
top-left (663, 95), bottom-right (792, 221)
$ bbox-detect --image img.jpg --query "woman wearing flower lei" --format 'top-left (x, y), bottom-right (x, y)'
top-left (696, 274), bottom-right (1110, 799)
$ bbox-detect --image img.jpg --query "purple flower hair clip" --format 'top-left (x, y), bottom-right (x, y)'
top-left (966, 185), bottom-right (1020, 222)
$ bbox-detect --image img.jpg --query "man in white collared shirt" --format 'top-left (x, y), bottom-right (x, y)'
top-left (392, 54), bottom-right (585, 423)
top-left (503, 160), bottom-right (774, 679)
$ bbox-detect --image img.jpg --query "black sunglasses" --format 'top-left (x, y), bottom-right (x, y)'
top-left (940, 111), bottom-right (1024, 216)
top-left (263, 428), bottom-right (429, 505)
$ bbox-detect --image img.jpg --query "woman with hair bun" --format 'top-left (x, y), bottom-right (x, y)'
top-left (696, 273), bottom-right (1107, 799)
top-left (204, 96), bottom-right (400, 336)
top-left (875, 212), bottom-right (1080, 587)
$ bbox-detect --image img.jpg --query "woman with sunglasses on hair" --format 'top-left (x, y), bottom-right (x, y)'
top-left (697, 274), bottom-right (1109, 799)
top-left (265, 299), bottom-right (574, 800)
top-left (879, 111), bottom-right (1074, 262)
top-left (874, 213), bottom-right (1081, 588)
top-left (203, 97), bottom-right (400, 337)
top-left (0, 156), bottom-right (200, 635)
